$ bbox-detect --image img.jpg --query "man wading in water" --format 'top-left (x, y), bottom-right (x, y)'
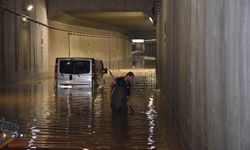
top-left (110, 72), bottom-right (135, 114)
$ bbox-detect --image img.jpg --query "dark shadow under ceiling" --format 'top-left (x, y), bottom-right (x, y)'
top-left (50, 11), bottom-right (156, 38)
top-left (66, 11), bottom-right (154, 30)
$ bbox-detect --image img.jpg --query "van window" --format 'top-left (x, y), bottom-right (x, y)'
top-left (59, 60), bottom-right (90, 74)
top-left (75, 61), bottom-right (90, 74)
top-left (59, 60), bottom-right (74, 74)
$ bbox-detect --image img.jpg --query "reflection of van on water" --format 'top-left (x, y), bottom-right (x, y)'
top-left (54, 57), bottom-right (107, 95)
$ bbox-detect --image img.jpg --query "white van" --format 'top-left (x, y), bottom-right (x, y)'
top-left (54, 57), bottom-right (107, 95)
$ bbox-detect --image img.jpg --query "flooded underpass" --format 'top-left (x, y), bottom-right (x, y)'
top-left (0, 69), bottom-right (185, 150)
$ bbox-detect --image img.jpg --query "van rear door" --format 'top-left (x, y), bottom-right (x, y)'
top-left (73, 59), bottom-right (92, 86)
top-left (58, 59), bottom-right (75, 86)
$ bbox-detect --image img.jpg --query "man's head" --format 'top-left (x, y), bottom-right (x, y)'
top-left (125, 72), bottom-right (134, 82)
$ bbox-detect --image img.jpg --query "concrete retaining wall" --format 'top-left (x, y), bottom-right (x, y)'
top-left (0, 0), bottom-right (49, 84)
top-left (48, 20), bottom-right (132, 77)
top-left (157, 0), bottom-right (250, 149)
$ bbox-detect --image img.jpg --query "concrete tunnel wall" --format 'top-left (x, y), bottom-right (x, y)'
top-left (48, 20), bottom-right (132, 77)
top-left (0, 0), bottom-right (132, 84)
top-left (157, 0), bottom-right (250, 150)
top-left (0, 0), bottom-right (49, 84)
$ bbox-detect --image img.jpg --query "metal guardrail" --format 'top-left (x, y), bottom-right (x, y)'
top-left (0, 119), bottom-right (22, 148)
top-left (0, 120), bottom-right (20, 132)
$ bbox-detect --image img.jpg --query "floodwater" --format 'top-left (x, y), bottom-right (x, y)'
top-left (0, 69), bottom-right (185, 150)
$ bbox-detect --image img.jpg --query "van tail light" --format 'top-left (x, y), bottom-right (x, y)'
top-left (54, 64), bottom-right (58, 79)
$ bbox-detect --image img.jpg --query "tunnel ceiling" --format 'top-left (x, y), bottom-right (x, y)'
top-left (66, 11), bottom-right (153, 29)
top-left (45, 0), bottom-right (156, 38)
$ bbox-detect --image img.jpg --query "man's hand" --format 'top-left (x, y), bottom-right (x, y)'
top-left (127, 98), bottom-right (135, 114)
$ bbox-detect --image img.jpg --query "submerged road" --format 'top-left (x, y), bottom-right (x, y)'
top-left (0, 69), bottom-right (185, 150)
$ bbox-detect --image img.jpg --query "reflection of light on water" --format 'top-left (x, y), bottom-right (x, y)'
top-left (90, 91), bottom-right (103, 135)
top-left (28, 123), bottom-right (40, 149)
top-left (94, 93), bottom-right (103, 115)
top-left (146, 96), bottom-right (157, 149)
top-left (67, 96), bottom-right (72, 118)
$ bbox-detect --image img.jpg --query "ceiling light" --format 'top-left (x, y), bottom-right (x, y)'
top-left (132, 39), bottom-right (144, 43)
top-left (27, 5), bottom-right (33, 11)
top-left (149, 17), bottom-right (154, 24)
top-left (145, 39), bottom-right (157, 42)
top-left (22, 17), bottom-right (28, 22)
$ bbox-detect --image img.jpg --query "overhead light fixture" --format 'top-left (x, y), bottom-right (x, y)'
top-left (132, 39), bottom-right (144, 43)
top-left (149, 17), bottom-right (154, 24)
top-left (22, 17), bottom-right (28, 22)
top-left (144, 39), bottom-right (157, 42)
top-left (27, 5), bottom-right (33, 11)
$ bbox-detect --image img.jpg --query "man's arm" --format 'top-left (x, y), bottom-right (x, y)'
top-left (109, 71), bottom-right (116, 87)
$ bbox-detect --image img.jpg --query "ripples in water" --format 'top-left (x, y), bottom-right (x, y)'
top-left (0, 69), bottom-right (185, 150)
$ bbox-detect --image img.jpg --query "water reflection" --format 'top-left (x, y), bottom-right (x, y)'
top-left (0, 69), bottom-right (185, 150)
top-left (28, 125), bottom-right (40, 149)
top-left (111, 113), bottom-right (128, 147)
top-left (54, 95), bottom-right (96, 133)
top-left (55, 84), bottom-right (93, 98)
top-left (146, 95), bottom-right (157, 149)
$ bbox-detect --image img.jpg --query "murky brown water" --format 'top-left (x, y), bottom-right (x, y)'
top-left (0, 69), bottom-right (185, 150)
